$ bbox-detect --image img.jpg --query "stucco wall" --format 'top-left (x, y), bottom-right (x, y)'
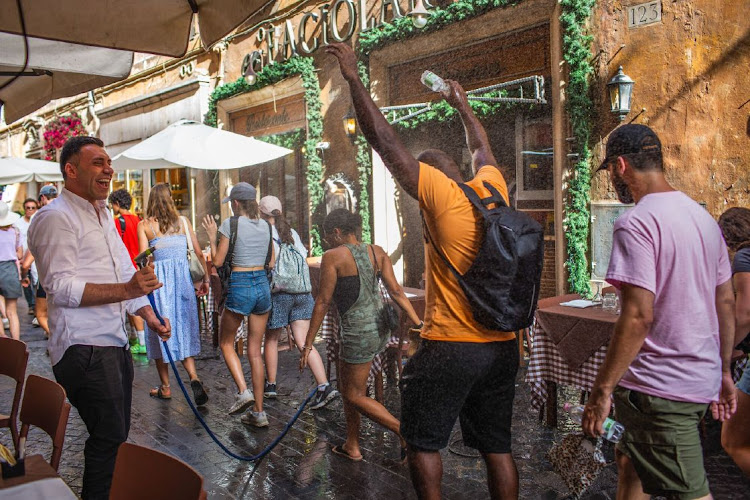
top-left (590, 0), bottom-right (750, 217)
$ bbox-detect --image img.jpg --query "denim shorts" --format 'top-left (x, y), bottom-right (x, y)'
top-left (268, 292), bottom-right (314, 329)
top-left (224, 270), bottom-right (271, 316)
top-left (738, 365), bottom-right (750, 397)
top-left (0, 260), bottom-right (22, 299)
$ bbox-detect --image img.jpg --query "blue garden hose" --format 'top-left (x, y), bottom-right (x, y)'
top-left (146, 293), bottom-right (317, 461)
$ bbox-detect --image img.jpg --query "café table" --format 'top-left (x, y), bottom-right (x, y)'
top-left (525, 294), bottom-right (618, 428)
top-left (0, 454), bottom-right (77, 499)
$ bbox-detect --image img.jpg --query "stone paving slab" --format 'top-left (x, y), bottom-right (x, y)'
top-left (1, 302), bottom-right (749, 499)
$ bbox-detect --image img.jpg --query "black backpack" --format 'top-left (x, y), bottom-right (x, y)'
top-left (423, 181), bottom-right (544, 332)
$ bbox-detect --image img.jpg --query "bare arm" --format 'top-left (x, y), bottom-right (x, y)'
top-left (711, 279), bottom-right (738, 422)
top-left (79, 264), bottom-right (162, 307)
top-left (301, 251), bottom-right (338, 368)
top-left (202, 215), bottom-right (229, 267)
top-left (441, 80), bottom-right (498, 173)
top-left (326, 43), bottom-right (420, 199)
top-left (376, 246), bottom-right (421, 325)
top-left (136, 220), bottom-right (149, 253)
top-left (582, 284), bottom-right (654, 437)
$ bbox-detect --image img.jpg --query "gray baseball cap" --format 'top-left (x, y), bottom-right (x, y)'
top-left (222, 182), bottom-right (257, 203)
top-left (39, 185), bottom-right (58, 198)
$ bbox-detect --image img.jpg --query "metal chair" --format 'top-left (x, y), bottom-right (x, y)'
top-left (18, 374), bottom-right (71, 470)
top-left (0, 337), bottom-right (28, 449)
top-left (110, 442), bottom-right (207, 500)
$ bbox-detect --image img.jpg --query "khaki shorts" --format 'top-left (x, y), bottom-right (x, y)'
top-left (613, 387), bottom-right (709, 500)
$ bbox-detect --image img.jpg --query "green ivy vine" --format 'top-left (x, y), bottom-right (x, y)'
top-left (560, 0), bottom-right (596, 296)
top-left (355, 61), bottom-right (373, 244)
top-left (205, 56), bottom-right (326, 256)
top-left (359, 0), bottom-right (596, 294)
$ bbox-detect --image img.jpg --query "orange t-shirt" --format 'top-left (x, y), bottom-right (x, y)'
top-left (418, 162), bottom-right (515, 343)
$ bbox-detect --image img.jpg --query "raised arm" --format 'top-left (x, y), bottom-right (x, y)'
top-left (441, 80), bottom-right (498, 174)
top-left (326, 43), bottom-right (420, 199)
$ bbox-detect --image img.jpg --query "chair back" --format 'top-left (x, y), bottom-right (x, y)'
top-left (0, 337), bottom-right (28, 447)
top-left (110, 442), bottom-right (206, 500)
top-left (18, 374), bottom-right (71, 470)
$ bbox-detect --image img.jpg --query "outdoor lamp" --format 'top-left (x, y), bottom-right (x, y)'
top-left (607, 66), bottom-right (634, 121)
top-left (343, 110), bottom-right (357, 138)
top-left (408, 0), bottom-right (431, 29)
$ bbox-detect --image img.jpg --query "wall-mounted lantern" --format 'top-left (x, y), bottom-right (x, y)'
top-left (607, 66), bottom-right (634, 121)
top-left (343, 110), bottom-right (357, 138)
top-left (408, 0), bottom-right (431, 29)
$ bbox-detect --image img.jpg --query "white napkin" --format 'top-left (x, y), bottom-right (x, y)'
top-left (559, 299), bottom-right (599, 308)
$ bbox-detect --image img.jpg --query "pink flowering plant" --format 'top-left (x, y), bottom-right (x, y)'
top-left (43, 112), bottom-right (87, 161)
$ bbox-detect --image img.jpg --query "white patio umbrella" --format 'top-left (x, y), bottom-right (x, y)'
top-left (111, 120), bottom-right (293, 171)
top-left (0, 156), bottom-right (63, 184)
top-left (0, 32), bottom-right (134, 123)
top-left (1, 0), bottom-right (269, 58)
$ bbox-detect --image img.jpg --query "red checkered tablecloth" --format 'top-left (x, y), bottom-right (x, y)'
top-left (525, 319), bottom-right (608, 412)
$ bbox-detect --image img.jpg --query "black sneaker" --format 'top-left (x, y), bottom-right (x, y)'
top-left (309, 384), bottom-right (339, 410)
top-left (264, 382), bottom-right (277, 399)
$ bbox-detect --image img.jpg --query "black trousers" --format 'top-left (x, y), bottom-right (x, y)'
top-left (53, 345), bottom-right (133, 500)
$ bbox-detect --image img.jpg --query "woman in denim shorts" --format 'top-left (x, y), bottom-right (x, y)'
top-left (203, 183), bottom-right (273, 428)
top-left (718, 208), bottom-right (750, 475)
top-left (259, 196), bottom-right (339, 410)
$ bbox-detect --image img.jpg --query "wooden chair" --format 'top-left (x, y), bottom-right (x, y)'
top-left (18, 374), bottom-right (71, 470)
top-left (0, 337), bottom-right (29, 449)
top-left (110, 442), bottom-right (207, 500)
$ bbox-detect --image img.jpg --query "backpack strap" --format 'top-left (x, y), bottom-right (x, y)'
top-left (456, 181), bottom-right (507, 216)
top-left (227, 216), bottom-right (239, 268)
top-left (420, 212), bottom-right (461, 278)
top-left (118, 215), bottom-right (127, 237)
top-left (369, 244), bottom-right (382, 279)
top-left (263, 220), bottom-right (273, 273)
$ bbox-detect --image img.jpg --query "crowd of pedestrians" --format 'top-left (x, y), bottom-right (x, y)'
top-left (4, 45), bottom-right (748, 500)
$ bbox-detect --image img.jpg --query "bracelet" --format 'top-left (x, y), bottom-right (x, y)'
top-left (302, 345), bottom-right (313, 351)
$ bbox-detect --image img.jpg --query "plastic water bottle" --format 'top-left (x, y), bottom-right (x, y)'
top-left (421, 70), bottom-right (449, 93)
top-left (563, 403), bottom-right (624, 443)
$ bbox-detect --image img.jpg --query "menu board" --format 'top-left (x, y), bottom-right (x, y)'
top-left (590, 202), bottom-right (633, 280)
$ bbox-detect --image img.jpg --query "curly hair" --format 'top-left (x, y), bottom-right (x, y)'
top-left (323, 209), bottom-right (361, 236)
top-left (108, 189), bottom-right (132, 210)
top-left (146, 183), bottom-right (180, 234)
top-left (718, 207), bottom-right (750, 252)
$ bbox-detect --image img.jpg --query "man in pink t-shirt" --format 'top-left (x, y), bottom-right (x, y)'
top-left (581, 124), bottom-right (737, 500)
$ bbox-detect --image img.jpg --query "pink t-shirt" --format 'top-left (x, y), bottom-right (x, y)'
top-left (0, 226), bottom-right (20, 262)
top-left (606, 191), bottom-right (731, 403)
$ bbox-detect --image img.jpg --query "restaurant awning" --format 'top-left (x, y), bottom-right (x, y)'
top-left (0, 0), bottom-right (269, 58)
top-left (0, 32), bottom-right (134, 123)
top-left (0, 156), bottom-right (63, 184)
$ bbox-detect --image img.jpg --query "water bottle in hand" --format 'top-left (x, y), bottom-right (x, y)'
top-left (564, 403), bottom-right (624, 443)
top-left (421, 70), bottom-right (449, 93)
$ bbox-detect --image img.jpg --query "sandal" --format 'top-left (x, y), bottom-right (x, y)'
top-left (149, 385), bottom-right (171, 399)
top-left (331, 444), bottom-right (363, 462)
top-left (190, 379), bottom-right (209, 406)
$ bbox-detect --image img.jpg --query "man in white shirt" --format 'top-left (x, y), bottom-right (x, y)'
top-left (29, 136), bottom-right (171, 500)
top-left (14, 198), bottom-right (37, 314)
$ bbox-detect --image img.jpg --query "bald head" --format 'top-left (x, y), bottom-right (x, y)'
top-left (417, 149), bottom-right (463, 183)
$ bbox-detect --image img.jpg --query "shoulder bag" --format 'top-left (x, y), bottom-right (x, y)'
top-left (181, 216), bottom-right (205, 284)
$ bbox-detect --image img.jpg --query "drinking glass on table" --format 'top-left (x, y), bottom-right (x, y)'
top-left (602, 293), bottom-right (617, 312)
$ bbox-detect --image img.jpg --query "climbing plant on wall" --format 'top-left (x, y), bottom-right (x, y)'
top-left (560, 0), bottom-right (596, 296)
top-left (205, 56), bottom-right (325, 255)
top-left (43, 112), bottom-right (87, 161)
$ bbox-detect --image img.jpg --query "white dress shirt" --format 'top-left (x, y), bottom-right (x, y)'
top-left (28, 188), bottom-right (149, 365)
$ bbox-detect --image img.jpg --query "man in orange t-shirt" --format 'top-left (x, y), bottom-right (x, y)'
top-left (329, 43), bottom-right (519, 499)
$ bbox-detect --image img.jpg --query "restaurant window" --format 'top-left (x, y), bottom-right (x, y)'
top-left (152, 168), bottom-right (189, 213)
top-left (111, 169), bottom-right (144, 216)
top-left (516, 114), bottom-right (553, 200)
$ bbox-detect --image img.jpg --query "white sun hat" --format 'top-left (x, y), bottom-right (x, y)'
top-left (0, 201), bottom-right (21, 227)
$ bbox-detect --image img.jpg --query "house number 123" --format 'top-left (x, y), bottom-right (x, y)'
top-left (627, 1), bottom-right (661, 28)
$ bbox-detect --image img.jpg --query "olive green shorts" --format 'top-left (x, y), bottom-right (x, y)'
top-left (613, 387), bottom-right (709, 500)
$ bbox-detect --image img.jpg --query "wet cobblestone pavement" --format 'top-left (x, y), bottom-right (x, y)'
top-left (2, 303), bottom-right (749, 499)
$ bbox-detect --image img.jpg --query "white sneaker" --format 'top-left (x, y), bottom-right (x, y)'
top-left (228, 389), bottom-right (254, 415)
top-left (31, 317), bottom-right (39, 327)
top-left (241, 410), bottom-right (269, 428)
